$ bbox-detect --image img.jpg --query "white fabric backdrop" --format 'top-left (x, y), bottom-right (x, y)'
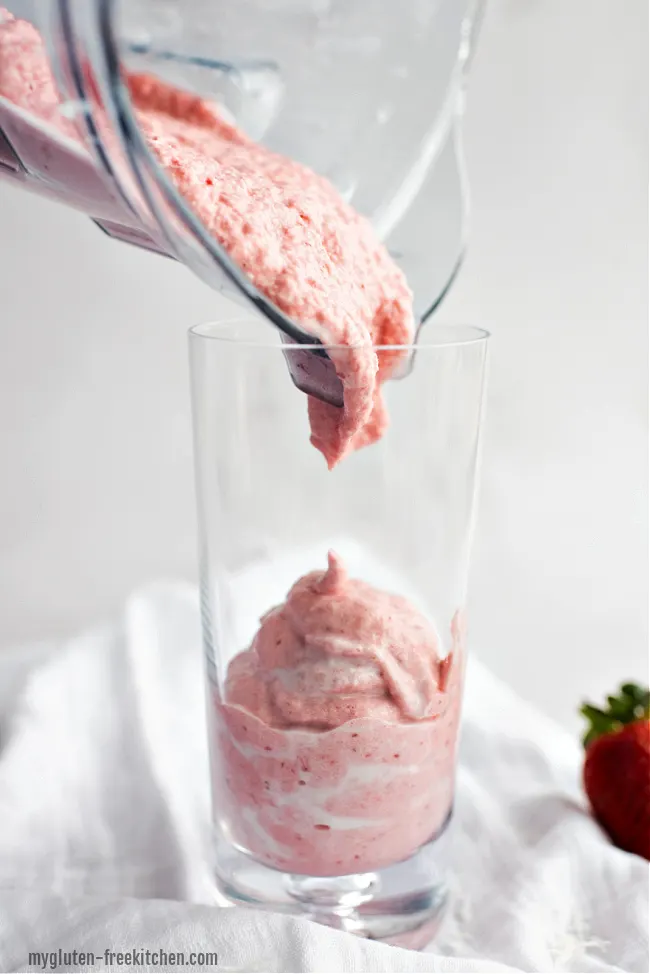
top-left (0, 571), bottom-right (646, 973)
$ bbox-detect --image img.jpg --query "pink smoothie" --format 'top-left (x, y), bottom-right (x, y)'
top-left (0, 9), bottom-right (414, 468)
top-left (214, 553), bottom-right (462, 876)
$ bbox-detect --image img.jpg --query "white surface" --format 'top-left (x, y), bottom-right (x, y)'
top-left (0, 0), bottom-right (647, 730)
top-left (0, 577), bottom-right (647, 974)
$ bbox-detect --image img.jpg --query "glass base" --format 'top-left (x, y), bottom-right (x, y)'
top-left (210, 816), bottom-right (453, 949)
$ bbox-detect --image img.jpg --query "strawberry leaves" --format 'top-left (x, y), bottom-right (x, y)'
top-left (580, 683), bottom-right (650, 748)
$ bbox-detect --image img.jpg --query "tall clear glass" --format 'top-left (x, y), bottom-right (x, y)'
top-left (189, 315), bottom-right (488, 948)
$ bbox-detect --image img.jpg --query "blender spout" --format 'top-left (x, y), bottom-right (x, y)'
top-left (252, 298), bottom-right (344, 409)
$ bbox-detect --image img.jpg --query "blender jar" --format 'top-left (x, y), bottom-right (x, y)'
top-left (0, 0), bottom-right (483, 327)
top-left (189, 314), bottom-right (489, 946)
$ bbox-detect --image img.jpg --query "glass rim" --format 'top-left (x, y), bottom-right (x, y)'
top-left (189, 320), bottom-right (490, 351)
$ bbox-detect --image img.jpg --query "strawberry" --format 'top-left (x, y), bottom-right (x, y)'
top-left (581, 682), bottom-right (650, 860)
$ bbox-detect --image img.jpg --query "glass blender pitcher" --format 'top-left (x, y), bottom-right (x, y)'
top-left (0, 0), bottom-right (483, 346)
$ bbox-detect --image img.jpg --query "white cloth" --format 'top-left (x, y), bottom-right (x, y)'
top-left (0, 578), bottom-right (646, 973)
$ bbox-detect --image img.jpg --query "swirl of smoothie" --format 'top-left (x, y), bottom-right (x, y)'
top-left (214, 554), bottom-right (462, 876)
top-left (226, 551), bottom-right (450, 729)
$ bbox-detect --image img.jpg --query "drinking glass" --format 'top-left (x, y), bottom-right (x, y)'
top-left (189, 313), bottom-right (488, 947)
